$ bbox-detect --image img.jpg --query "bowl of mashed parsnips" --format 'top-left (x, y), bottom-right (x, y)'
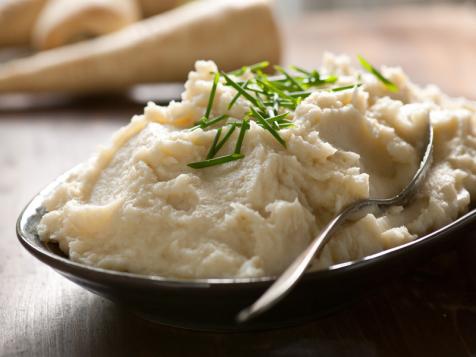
top-left (17, 53), bottom-right (476, 330)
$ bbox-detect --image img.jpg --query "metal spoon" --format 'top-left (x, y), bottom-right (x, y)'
top-left (237, 121), bottom-right (434, 323)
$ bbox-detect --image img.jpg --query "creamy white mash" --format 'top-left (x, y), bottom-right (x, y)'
top-left (37, 54), bottom-right (476, 278)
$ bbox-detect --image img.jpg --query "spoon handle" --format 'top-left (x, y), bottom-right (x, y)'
top-left (237, 201), bottom-right (365, 323)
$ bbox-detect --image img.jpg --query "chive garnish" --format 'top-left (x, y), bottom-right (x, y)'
top-left (250, 107), bottom-right (286, 147)
top-left (275, 65), bottom-right (305, 91)
top-left (211, 124), bottom-right (237, 157)
top-left (188, 56), bottom-right (388, 168)
top-left (256, 77), bottom-right (296, 106)
top-left (191, 114), bottom-right (228, 131)
top-left (229, 61), bottom-right (270, 76)
top-left (288, 90), bottom-right (312, 98)
top-left (222, 72), bottom-right (265, 110)
top-left (204, 72), bottom-right (220, 120)
top-left (331, 83), bottom-right (362, 92)
top-left (206, 127), bottom-right (222, 159)
top-left (228, 80), bottom-right (249, 110)
top-left (249, 61), bottom-right (270, 73)
top-left (322, 75), bottom-right (338, 84)
top-left (234, 119), bottom-right (249, 154)
top-left (290, 65), bottom-right (311, 76)
top-left (203, 114), bottom-right (229, 128)
top-left (357, 55), bottom-right (398, 92)
top-left (265, 112), bottom-right (290, 123)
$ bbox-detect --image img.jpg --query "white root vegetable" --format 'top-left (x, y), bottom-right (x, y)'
top-left (32, 0), bottom-right (141, 50)
top-left (0, 0), bottom-right (281, 93)
top-left (0, 0), bottom-right (47, 47)
top-left (0, 0), bottom-right (176, 50)
top-left (137, 0), bottom-right (181, 17)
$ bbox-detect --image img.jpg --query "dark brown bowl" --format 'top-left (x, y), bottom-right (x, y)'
top-left (16, 171), bottom-right (476, 331)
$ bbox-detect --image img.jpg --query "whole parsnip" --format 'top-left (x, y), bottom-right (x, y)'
top-left (32, 0), bottom-right (141, 50)
top-left (0, 0), bottom-right (281, 93)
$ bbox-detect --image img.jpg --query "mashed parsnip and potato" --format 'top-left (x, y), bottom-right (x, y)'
top-left (37, 54), bottom-right (476, 278)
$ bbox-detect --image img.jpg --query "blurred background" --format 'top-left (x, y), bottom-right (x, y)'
top-left (278, 0), bottom-right (468, 11)
top-left (276, 0), bottom-right (476, 99)
top-left (0, 0), bottom-right (475, 105)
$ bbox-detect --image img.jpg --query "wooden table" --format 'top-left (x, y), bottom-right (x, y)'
top-left (2, 5), bottom-right (476, 356)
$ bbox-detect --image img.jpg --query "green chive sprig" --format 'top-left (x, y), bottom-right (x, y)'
top-left (331, 83), bottom-right (363, 92)
top-left (357, 55), bottom-right (398, 92)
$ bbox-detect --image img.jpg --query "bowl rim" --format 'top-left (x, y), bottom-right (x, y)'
top-left (17, 168), bottom-right (476, 287)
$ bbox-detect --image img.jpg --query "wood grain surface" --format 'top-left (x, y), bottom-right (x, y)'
top-left (2, 4), bottom-right (476, 357)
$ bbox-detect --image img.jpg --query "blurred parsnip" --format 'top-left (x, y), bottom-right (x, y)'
top-left (0, 0), bottom-right (47, 47)
top-left (32, 0), bottom-right (141, 50)
top-left (0, 0), bottom-right (281, 93)
top-left (0, 0), bottom-right (180, 50)
top-left (137, 0), bottom-right (182, 17)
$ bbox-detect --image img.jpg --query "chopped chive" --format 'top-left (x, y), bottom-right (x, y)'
top-left (245, 86), bottom-right (266, 95)
top-left (331, 83), bottom-right (362, 92)
top-left (206, 127), bottom-right (222, 159)
top-left (264, 101), bottom-right (295, 110)
top-left (190, 117), bottom-right (206, 131)
top-left (290, 65), bottom-right (311, 76)
top-left (322, 75), bottom-right (338, 84)
top-left (212, 124), bottom-right (237, 157)
top-left (288, 90), bottom-right (312, 98)
top-left (250, 107), bottom-right (286, 147)
top-left (263, 96), bottom-right (294, 108)
top-left (249, 61), bottom-right (270, 73)
top-left (188, 153), bottom-right (244, 169)
top-left (272, 93), bottom-right (279, 114)
top-left (256, 77), bottom-right (295, 103)
top-left (277, 122), bottom-right (295, 129)
top-left (204, 72), bottom-right (220, 120)
top-left (191, 114), bottom-right (228, 131)
top-left (228, 80), bottom-right (249, 110)
top-left (222, 72), bottom-right (265, 110)
top-left (229, 67), bottom-right (248, 77)
top-left (265, 112), bottom-right (289, 123)
top-left (229, 61), bottom-right (270, 76)
top-left (307, 70), bottom-right (321, 85)
top-left (266, 75), bottom-right (288, 84)
top-left (275, 65), bottom-right (305, 91)
top-left (357, 55), bottom-right (398, 92)
top-left (202, 114), bottom-right (229, 128)
top-left (268, 107), bottom-right (279, 129)
top-left (234, 119), bottom-right (249, 154)
top-left (303, 73), bottom-right (338, 87)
